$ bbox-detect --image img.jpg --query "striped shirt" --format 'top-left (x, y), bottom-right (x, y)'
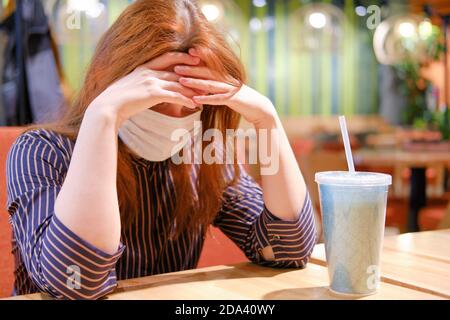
top-left (6, 129), bottom-right (316, 300)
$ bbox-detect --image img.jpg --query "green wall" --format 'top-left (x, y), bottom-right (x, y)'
top-left (56, 0), bottom-right (379, 116)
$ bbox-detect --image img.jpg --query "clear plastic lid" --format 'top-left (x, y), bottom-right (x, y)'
top-left (315, 171), bottom-right (392, 186)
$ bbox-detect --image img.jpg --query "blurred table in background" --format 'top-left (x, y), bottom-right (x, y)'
top-left (280, 115), bottom-right (394, 138)
top-left (354, 148), bottom-right (450, 232)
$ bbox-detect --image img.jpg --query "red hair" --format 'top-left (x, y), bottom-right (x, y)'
top-left (43, 0), bottom-right (246, 237)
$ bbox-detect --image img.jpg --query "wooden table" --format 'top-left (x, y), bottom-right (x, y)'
top-left (383, 229), bottom-right (450, 262)
top-left (5, 230), bottom-right (448, 300)
top-left (355, 149), bottom-right (450, 168)
top-left (7, 262), bottom-right (441, 300)
top-left (310, 230), bottom-right (450, 299)
top-left (354, 149), bottom-right (450, 232)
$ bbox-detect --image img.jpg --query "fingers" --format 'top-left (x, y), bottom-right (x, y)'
top-left (174, 65), bottom-right (220, 80)
top-left (159, 79), bottom-right (199, 98)
top-left (154, 71), bottom-right (207, 98)
top-left (192, 88), bottom-right (208, 96)
top-left (192, 93), bottom-right (236, 107)
top-left (174, 60), bottom-right (239, 85)
top-left (157, 79), bottom-right (202, 108)
top-left (144, 52), bottom-right (200, 71)
top-left (188, 47), bottom-right (202, 58)
top-left (179, 77), bottom-right (233, 94)
top-left (153, 70), bottom-right (180, 82)
top-left (160, 90), bottom-right (197, 109)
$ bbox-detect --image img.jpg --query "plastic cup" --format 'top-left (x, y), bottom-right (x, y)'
top-left (315, 171), bottom-right (392, 296)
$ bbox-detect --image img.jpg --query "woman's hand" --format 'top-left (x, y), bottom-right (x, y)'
top-left (174, 48), bottom-right (278, 128)
top-left (88, 52), bottom-right (202, 126)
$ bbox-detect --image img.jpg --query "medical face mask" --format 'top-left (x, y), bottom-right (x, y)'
top-left (118, 107), bottom-right (203, 162)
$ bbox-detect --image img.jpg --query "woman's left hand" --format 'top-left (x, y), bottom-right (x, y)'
top-left (175, 48), bottom-right (277, 127)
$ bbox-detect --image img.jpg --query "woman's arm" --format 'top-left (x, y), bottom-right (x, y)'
top-left (254, 114), bottom-right (307, 220)
top-left (177, 49), bottom-right (307, 220)
top-left (213, 165), bottom-right (316, 267)
top-left (6, 130), bottom-right (125, 299)
top-left (176, 48), bottom-right (315, 261)
top-left (6, 52), bottom-right (201, 299)
top-left (253, 114), bottom-right (309, 260)
top-left (54, 52), bottom-right (200, 255)
top-left (53, 109), bottom-right (122, 255)
top-left (7, 53), bottom-right (198, 299)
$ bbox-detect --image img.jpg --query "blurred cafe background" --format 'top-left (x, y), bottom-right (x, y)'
top-left (0, 0), bottom-right (449, 297)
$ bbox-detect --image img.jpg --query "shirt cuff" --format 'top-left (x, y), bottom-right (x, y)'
top-left (254, 193), bottom-right (316, 262)
top-left (39, 215), bottom-right (125, 299)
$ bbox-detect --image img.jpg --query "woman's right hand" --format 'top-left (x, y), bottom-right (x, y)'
top-left (87, 52), bottom-right (202, 126)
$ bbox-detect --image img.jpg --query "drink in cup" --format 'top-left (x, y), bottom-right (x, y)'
top-left (315, 171), bottom-right (392, 296)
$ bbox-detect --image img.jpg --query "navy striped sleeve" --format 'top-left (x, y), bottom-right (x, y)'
top-left (6, 130), bottom-right (124, 300)
top-left (214, 166), bottom-right (317, 268)
top-left (255, 194), bottom-right (316, 266)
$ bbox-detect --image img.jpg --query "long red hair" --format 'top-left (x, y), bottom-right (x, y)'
top-left (44, 0), bottom-right (246, 237)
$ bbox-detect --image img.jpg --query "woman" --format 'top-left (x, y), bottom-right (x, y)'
top-left (6, 0), bottom-right (316, 299)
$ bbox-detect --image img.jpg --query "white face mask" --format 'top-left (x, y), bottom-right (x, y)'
top-left (118, 107), bottom-right (202, 162)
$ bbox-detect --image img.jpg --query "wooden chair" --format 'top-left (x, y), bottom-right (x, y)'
top-left (419, 202), bottom-right (450, 230)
